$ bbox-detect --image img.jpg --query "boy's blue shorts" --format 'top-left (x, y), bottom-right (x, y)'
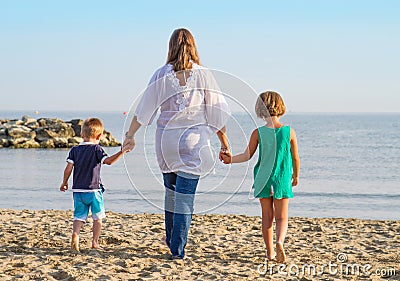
top-left (73, 191), bottom-right (106, 222)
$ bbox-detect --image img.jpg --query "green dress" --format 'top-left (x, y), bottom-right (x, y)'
top-left (253, 126), bottom-right (294, 199)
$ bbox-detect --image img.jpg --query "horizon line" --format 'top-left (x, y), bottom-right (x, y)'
top-left (0, 109), bottom-right (400, 116)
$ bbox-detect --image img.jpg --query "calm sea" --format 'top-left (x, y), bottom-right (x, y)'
top-left (0, 111), bottom-right (399, 220)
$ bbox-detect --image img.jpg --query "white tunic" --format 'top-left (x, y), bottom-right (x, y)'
top-left (134, 63), bottom-right (230, 176)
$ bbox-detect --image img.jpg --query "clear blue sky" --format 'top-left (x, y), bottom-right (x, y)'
top-left (1, 0), bottom-right (399, 112)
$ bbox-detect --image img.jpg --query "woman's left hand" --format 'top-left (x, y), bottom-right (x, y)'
top-left (122, 137), bottom-right (135, 153)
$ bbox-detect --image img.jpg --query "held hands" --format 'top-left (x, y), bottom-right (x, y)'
top-left (122, 136), bottom-right (135, 153)
top-left (60, 182), bottom-right (68, 192)
top-left (221, 153), bottom-right (232, 164)
top-left (219, 147), bottom-right (232, 164)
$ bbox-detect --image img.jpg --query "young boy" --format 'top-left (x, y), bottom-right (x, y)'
top-left (60, 117), bottom-right (127, 251)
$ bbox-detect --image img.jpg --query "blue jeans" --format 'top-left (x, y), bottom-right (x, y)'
top-left (163, 172), bottom-right (199, 258)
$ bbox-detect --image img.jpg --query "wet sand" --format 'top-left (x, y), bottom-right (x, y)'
top-left (0, 209), bottom-right (399, 280)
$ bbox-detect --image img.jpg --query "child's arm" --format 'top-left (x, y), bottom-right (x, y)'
top-left (290, 128), bottom-right (300, 186)
top-left (102, 148), bottom-right (127, 165)
top-left (222, 129), bottom-right (258, 164)
top-left (60, 162), bottom-right (73, 192)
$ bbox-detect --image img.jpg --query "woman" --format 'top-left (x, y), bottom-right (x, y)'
top-left (123, 28), bottom-right (230, 259)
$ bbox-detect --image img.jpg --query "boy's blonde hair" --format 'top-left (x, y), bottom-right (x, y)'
top-left (255, 91), bottom-right (286, 118)
top-left (81, 118), bottom-right (104, 138)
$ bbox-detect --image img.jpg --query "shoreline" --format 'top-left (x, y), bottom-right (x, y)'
top-left (0, 206), bottom-right (400, 223)
top-left (1, 207), bottom-right (400, 222)
top-left (1, 209), bottom-right (399, 280)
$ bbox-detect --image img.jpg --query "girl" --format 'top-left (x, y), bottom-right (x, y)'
top-left (222, 91), bottom-right (300, 263)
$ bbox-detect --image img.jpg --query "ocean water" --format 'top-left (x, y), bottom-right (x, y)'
top-left (0, 111), bottom-right (399, 220)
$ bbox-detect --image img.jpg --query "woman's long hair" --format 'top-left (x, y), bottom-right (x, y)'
top-left (166, 28), bottom-right (200, 71)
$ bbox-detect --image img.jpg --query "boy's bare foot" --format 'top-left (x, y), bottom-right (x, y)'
top-left (91, 241), bottom-right (103, 250)
top-left (275, 243), bottom-right (286, 263)
top-left (71, 233), bottom-right (79, 251)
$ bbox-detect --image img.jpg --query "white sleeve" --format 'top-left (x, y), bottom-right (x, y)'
top-left (203, 69), bottom-right (231, 132)
top-left (134, 70), bottom-right (162, 126)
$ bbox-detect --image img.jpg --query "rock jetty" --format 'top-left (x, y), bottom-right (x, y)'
top-left (0, 116), bottom-right (121, 148)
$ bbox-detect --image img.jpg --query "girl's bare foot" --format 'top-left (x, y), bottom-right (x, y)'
top-left (266, 250), bottom-right (276, 261)
top-left (71, 233), bottom-right (79, 251)
top-left (275, 243), bottom-right (286, 263)
top-left (92, 241), bottom-right (103, 250)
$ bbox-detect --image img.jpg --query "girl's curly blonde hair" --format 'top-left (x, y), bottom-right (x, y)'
top-left (255, 91), bottom-right (286, 118)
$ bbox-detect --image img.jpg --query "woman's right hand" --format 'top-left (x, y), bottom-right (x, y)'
top-left (122, 137), bottom-right (136, 153)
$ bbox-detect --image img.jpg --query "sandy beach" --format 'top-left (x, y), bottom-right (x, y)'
top-left (0, 209), bottom-right (398, 280)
